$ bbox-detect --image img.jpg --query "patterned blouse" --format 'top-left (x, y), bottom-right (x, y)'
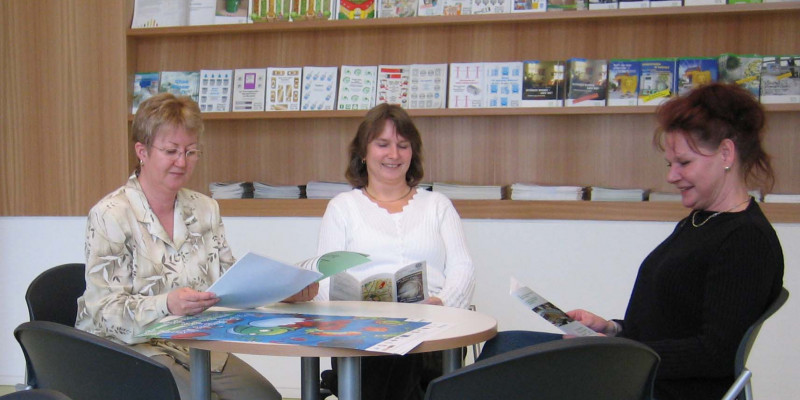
top-left (75, 175), bottom-right (233, 365)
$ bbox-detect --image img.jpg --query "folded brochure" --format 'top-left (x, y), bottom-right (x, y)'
top-left (510, 277), bottom-right (598, 337)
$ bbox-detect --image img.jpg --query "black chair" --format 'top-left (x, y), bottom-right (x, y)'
top-left (25, 263), bottom-right (85, 326)
top-left (0, 389), bottom-right (72, 400)
top-left (14, 321), bottom-right (181, 400)
top-left (721, 287), bottom-right (790, 400)
top-left (424, 336), bottom-right (660, 400)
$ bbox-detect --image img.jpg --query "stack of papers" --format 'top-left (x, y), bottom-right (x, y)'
top-left (764, 193), bottom-right (800, 204)
top-left (589, 187), bottom-right (646, 202)
top-left (509, 183), bottom-right (585, 201)
top-left (209, 182), bottom-right (254, 199)
top-left (306, 181), bottom-right (352, 199)
top-left (648, 192), bottom-right (682, 202)
top-left (432, 182), bottom-right (503, 200)
top-left (253, 182), bottom-right (301, 199)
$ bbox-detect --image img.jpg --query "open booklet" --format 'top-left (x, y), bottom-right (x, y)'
top-left (510, 277), bottom-right (599, 337)
top-left (207, 251), bottom-right (370, 309)
top-left (331, 261), bottom-right (428, 303)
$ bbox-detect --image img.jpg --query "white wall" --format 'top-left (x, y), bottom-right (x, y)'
top-left (1, 216), bottom-right (797, 399)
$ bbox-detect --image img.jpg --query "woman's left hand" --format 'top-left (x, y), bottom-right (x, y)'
top-left (282, 282), bottom-right (320, 303)
top-left (420, 296), bottom-right (443, 306)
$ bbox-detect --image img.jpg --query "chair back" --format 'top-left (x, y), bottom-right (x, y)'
top-left (734, 287), bottom-right (789, 376)
top-left (0, 389), bottom-right (72, 400)
top-left (25, 263), bottom-right (85, 326)
top-left (424, 336), bottom-right (659, 400)
top-left (14, 321), bottom-right (180, 400)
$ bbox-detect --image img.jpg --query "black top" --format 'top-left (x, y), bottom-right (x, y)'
top-left (619, 198), bottom-right (784, 400)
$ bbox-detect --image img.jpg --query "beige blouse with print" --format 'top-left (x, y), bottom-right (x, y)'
top-left (75, 175), bottom-right (234, 369)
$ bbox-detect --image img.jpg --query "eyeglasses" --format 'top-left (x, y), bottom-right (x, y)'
top-left (151, 146), bottom-right (203, 161)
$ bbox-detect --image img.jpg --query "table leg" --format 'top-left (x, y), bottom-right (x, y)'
top-left (442, 348), bottom-right (463, 374)
top-left (190, 348), bottom-right (211, 400)
top-left (337, 356), bottom-right (361, 400)
top-left (301, 357), bottom-right (320, 400)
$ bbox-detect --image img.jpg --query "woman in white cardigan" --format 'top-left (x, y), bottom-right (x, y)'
top-left (316, 103), bottom-right (475, 400)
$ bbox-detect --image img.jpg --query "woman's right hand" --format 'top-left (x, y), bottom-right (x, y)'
top-left (167, 287), bottom-right (220, 316)
top-left (566, 309), bottom-right (612, 334)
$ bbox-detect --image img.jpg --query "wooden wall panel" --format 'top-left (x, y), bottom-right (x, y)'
top-left (1, 0), bottom-right (128, 216)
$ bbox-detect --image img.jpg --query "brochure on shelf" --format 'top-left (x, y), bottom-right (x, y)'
top-left (199, 69), bottom-right (233, 112)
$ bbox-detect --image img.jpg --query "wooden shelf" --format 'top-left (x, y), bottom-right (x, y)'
top-left (217, 199), bottom-right (800, 223)
top-left (127, 103), bottom-right (800, 121)
top-left (127, 3), bottom-right (800, 37)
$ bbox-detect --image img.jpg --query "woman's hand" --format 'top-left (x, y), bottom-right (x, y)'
top-left (566, 309), bottom-right (613, 334)
top-left (282, 282), bottom-right (320, 303)
top-left (420, 296), bottom-right (443, 306)
top-left (167, 287), bottom-right (220, 316)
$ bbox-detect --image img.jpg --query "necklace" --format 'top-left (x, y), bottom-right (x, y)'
top-left (363, 186), bottom-right (413, 203)
top-left (691, 197), bottom-right (751, 228)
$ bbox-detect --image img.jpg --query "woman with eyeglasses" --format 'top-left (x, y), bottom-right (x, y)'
top-left (76, 93), bottom-right (312, 400)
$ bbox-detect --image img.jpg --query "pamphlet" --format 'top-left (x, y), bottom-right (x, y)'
top-left (138, 310), bottom-right (448, 355)
top-left (331, 261), bottom-right (428, 303)
top-left (207, 251), bottom-right (370, 308)
top-left (509, 277), bottom-right (599, 337)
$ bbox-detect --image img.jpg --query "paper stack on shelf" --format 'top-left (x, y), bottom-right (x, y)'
top-left (509, 184), bottom-right (584, 201)
top-left (589, 187), bottom-right (646, 202)
top-left (306, 181), bottom-right (352, 199)
top-left (432, 182), bottom-right (503, 200)
top-left (209, 182), bottom-right (254, 199)
top-left (648, 192), bottom-right (682, 202)
top-left (253, 182), bottom-right (302, 199)
top-left (763, 194), bottom-right (800, 204)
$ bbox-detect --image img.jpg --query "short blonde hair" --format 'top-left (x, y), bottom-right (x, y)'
top-left (131, 93), bottom-right (203, 148)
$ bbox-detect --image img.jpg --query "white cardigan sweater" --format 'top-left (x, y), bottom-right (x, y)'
top-left (316, 188), bottom-right (475, 309)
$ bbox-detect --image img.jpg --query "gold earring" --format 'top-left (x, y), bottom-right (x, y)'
top-left (361, 158), bottom-right (366, 164)
top-left (724, 166), bottom-right (730, 172)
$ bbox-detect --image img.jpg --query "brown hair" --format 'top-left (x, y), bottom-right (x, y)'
top-left (653, 83), bottom-right (775, 192)
top-left (345, 104), bottom-right (424, 188)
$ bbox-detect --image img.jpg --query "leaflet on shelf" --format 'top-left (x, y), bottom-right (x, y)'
top-left (676, 57), bottom-right (718, 97)
top-left (377, 0), bottom-right (419, 17)
top-left (471, 0), bottom-right (512, 14)
top-left (290, 0), bottom-right (335, 20)
top-left (513, 0), bottom-right (548, 12)
top-left (159, 71), bottom-right (201, 103)
top-left (418, 0), bottom-right (445, 15)
top-left (448, 63), bottom-right (485, 108)
top-left (233, 68), bottom-right (267, 112)
top-left (760, 55), bottom-right (800, 104)
top-left (266, 67), bottom-right (302, 111)
top-left (252, 0), bottom-right (292, 22)
top-left (588, 0), bottom-right (618, 9)
top-left (483, 62), bottom-right (523, 108)
top-left (408, 64), bottom-right (448, 109)
top-left (618, 0), bottom-right (649, 8)
top-left (199, 69), bottom-right (233, 112)
top-left (132, 72), bottom-right (160, 113)
top-left (301, 66), bottom-right (339, 111)
top-left (338, 0), bottom-right (376, 19)
top-left (377, 65), bottom-right (411, 108)
top-left (337, 65), bottom-right (378, 110)
top-left (565, 58), bottom-right (607, 107)
top-left (638, 58), bottom-right (676, 106)
top-left (521, 60), bottom-right (566, 107)
top-left (607, 59), bottom-right (640, 106)
top-left (443, 0), bottom-right (473, 14)
top-left (719, 53), bottom-right (763, 99)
